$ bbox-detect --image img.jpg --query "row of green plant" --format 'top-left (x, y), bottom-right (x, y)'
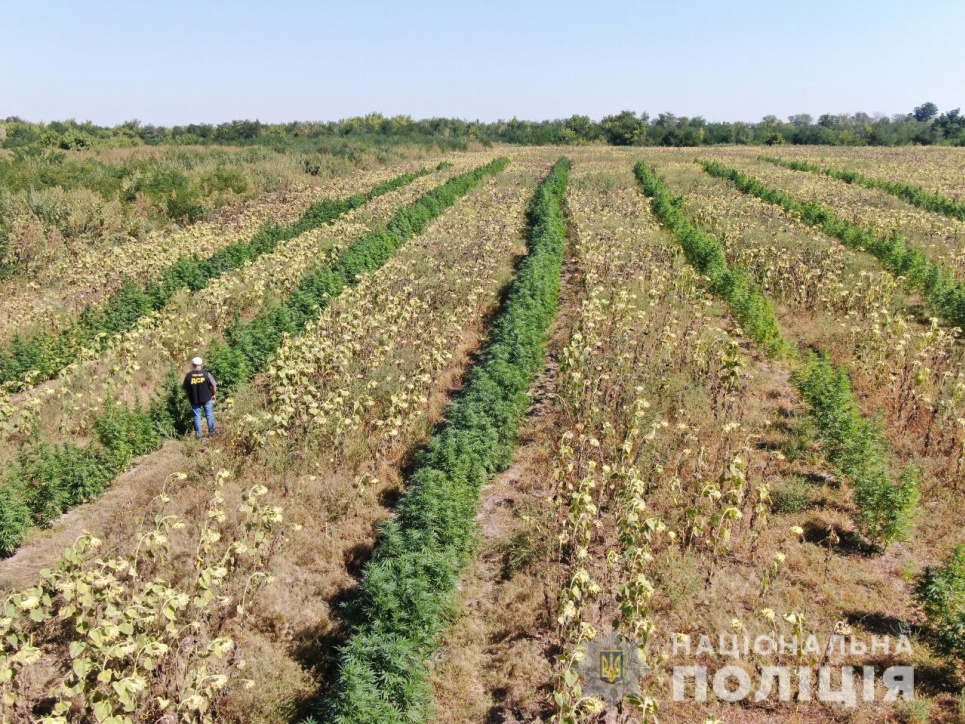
top-left (0, 400), bottom-right (165, 556)
top-left (202, 158), bottom-right (507, 397)
top-left (636, 162), bottom-right (918, 549)
top-left (792, 353), bottom-right (920, 548)
top-left (0, 158), bottom-right (509, 557)
top-left (0, 168), bottom-right (431, 391)
top-left (760, 155), bottom-right (965, 222)
top-left (633, 161), bottom-right (786, 356)
top-left (750, 154), bottom-right (965, 670)
top-left (317, 158), bottom-right (570, 724)
top-left (699, 159), bottom-right (965, 329)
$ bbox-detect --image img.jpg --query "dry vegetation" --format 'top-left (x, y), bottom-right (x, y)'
top-left (0, 145), bottom-right (443, 345)
top-left (2, 146), bottom-right (965, 724)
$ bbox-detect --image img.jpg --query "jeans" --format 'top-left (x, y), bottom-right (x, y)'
top-left (192, 400), bottom-right (216, 438)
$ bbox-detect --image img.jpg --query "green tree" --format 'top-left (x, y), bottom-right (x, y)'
top-left (913, 102), bottom-right (939, 122)
top-left (935, 109), bottom-right (965, 141)
top-left (600, 110), bottom-right (646, 146)
top-left (564, 114), bottom-right (599, 142)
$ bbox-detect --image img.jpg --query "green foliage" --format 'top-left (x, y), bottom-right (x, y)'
top-left (0, 143), bottom-right (396, 262)
top-left (771, 476), bottom-right (814, 513)
top-left (2, 110), bottom-right (956, 149)
top-left (600, 111), bottom-right (647, 146)
top-left (0, 169), bottom-right (430, 391)
top-left (792, 353), bottom-right (918, 548)
top-left (0, 159), bottom-right (509, 557)
top-left (701, 159), bottom-right (965, 329)
top-left (52, 129), bottom-right (96, 150)
top-left (0, 400), bottom-right (169, 556)
top-left (935, 109), bottom-right (965, 143)
top-left (135, 167), bottom-right (206, 223)
top-left (651, 158), bottom-right (918, 548)
top-left (0, 485), bottom-right (31, 557)
top-left (0, 147), bottom-right (125, 198)
top-left (495, 528), bottom-right (548, 578)
top-left (633, 162), bottom-right (787, 357)
top-left (895, 699), bottom-right (933, 724)
top-left (913, 102), bottom-right (939, 123)
top-left (301, 154), bottom-right (327, 176)
top-left (205, 157), bottom-right (509, 395)
top-left (200, 165), bottom-right (250, 195)
top-left (323, 159), bottom-right (570, 724)
top-left (914, 544), bottom-right (965, 663)
top-left (760, 155), bottom-right (965, 222)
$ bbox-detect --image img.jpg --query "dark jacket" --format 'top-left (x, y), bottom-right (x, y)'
top-left (182, 369), bottom-right (216, 406)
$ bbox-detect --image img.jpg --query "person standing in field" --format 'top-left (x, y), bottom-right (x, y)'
top-left (183, 356), bottom-right (217, 438)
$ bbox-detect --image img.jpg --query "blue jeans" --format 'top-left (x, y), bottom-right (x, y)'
top-left (192, 400), bottom-right (215, 438)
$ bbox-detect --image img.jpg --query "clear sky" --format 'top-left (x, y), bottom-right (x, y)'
top-left (2, 0), bottom-right (962, 125)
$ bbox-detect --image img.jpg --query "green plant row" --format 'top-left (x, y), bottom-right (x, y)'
top-left (792, 353), bottom-right (919, 547)
top-left (202, 157), bottom-right (508, 397)
top-left (320, 158), bottom-right (570, 724)
top-left (0, 168), bottom-right (432, 392)
top-left (759, 155), bottom-right (965, 222)
top-left (636, 162), bottom-right (917, 549)
top-left (0, 158), bottom-right (510, 557)
top-left (700, 159), bottom-right (965, 329)
top-left (633, 161), bottom-right (786, 356)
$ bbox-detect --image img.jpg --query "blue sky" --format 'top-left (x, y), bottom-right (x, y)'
top-left (2, 0), bottom-right (962, 125)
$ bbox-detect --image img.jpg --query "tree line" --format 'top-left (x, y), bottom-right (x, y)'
top-left (3, 102), bottom-right (964, 149)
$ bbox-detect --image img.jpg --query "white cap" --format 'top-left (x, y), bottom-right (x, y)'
top-left (192, 357), bottom-right (204, 366)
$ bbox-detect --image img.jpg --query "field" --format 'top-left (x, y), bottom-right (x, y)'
top-left (2, 143), bottom-right (965, 724)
